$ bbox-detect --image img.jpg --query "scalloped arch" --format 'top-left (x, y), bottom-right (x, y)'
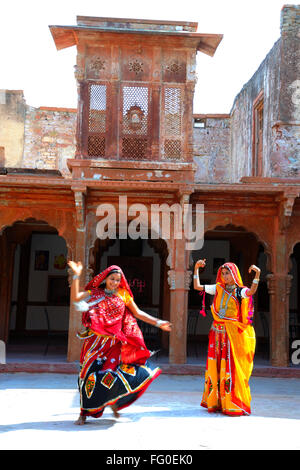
top-left (0, 212), bottom-right (75, 256)
top-left (204, 222), bottom-right (272, 271)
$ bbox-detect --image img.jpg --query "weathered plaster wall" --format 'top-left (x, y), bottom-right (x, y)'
top-left (230, 40), bottom-right (281, 181)
top-left (230, 5), bottom-right (300, 181)
top-left (193, 115), bottom-right (231, 183)
top-left (0, 90), bottom-right (26, 167)
top-left (22, 106), bottom-right (76, 177)
top-left (271, 5), bottom-right (300, 177)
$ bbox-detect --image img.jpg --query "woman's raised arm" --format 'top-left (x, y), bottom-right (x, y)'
top-left (246, 264), bottom-right (261, 296)
top-left (193, 259), bottom-right (206, 291)
top-left (68, 261), bottom-right (90, 302)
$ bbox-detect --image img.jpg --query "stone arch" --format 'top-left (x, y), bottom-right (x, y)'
top-left (86, 209), bottom-right (175, 285)
top-left (203, 221), bottom-right (272, 272)
top-left (188, 222), bottom-right (271, 361)
top-left (0, 211), bottom-right (76, 258)
top-left (287, 242), bottom-right (300, 354)
top-left (0, 217), bottom-right (71, 358)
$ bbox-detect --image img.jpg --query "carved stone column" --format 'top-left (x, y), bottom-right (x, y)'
top-left (266, 273), bottom-right (293, 367)
top-left (168, 263), bottom-right (192, 364)
top-left (0, 231), bottom-right (16, 343)
top-left (67, 188), bottom-right (87, 362)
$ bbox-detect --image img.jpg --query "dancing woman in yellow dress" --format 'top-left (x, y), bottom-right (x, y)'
top-left (194, 259), bottom-right (260, 416)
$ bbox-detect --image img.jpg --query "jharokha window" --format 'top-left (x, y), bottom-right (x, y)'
top-left (252, 91), bottom-right (264, 176)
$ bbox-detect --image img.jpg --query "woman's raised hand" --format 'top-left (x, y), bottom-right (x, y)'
top-left (68, 260), bottom-right (83, 276)
top-left (248, 264), bottom-right (261, 276)
top-left (195, 259), bottom-right (206, 269)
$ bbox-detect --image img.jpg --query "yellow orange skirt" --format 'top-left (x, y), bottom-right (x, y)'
top-left (201, 321), bottom-right (255, 416)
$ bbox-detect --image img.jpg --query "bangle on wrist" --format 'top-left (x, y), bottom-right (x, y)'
top-left (73, 274), bottom-right (80, 281)
top-left (193, 274), bottom-right (198, 279)
top-left (252, 278), bottom-right (259, 284)
top-left (156, 320), bottom-right (164, 328)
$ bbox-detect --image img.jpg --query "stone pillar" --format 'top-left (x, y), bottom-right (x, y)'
top-left (266, 273), bottom-right (292, 367)
top-left (67, 189), bottom-right (87, 362)
top-left (167, 269), bottom-right (189, 363)
top-left (67, 232), bottom-right (86, 362)
top-left (0, 231), bottom-right (16, 343)
top-left (167, 232), bottom-right (191, 364)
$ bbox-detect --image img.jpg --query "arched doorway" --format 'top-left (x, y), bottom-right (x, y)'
top-left (88, 236), bottom-right (170, 358)
top-left (0, 219), bottom-right (70, 361)
top-left (187, 225), bottom-right (270, 363)
top-left (289, 243), bottom-right (300, 362)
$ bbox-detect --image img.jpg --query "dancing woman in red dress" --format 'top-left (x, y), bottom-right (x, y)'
top-left (68, 261), bottom-right (171, 425)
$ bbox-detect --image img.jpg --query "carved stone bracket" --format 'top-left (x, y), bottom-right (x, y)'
top-left (167, 269), bottom-right (192, 290)
top-left (278, 191), bottom-right (299, 232)
top-left (184, 270), bottom-right (193, 290)
top-left (266, 273), bottom-right (293, 297)
top-left (74, 65), bottom-right (85, 82)
top-left (72, 187), bottom-right (87, 231)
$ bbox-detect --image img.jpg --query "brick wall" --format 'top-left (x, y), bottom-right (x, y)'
top-left (0, 90), bottom-right (26, 167)
top-left (22, 106), bottom-right (76, 177)
top-left (280, 4), bottom-right (300, 36)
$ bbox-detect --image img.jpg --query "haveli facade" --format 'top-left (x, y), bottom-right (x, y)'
top-left (0, 5), bottom-right (299, 367)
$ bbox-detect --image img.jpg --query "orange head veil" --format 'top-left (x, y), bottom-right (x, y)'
top-left (216, 262), bottom-right (244, 287)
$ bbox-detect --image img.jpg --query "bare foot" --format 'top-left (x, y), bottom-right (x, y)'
top-left (74, 415), bottom-right (86, 425)
top-left (111, 404), bottom-right (120, 418)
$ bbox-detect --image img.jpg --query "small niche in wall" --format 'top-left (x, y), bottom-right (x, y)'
top-left (193, 118), bottom-right (206, 129)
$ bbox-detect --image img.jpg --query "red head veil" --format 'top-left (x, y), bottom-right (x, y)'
top-left (216, 262), bottom-right (244, 287)
top-left (84, 265), bottom-right (134, 297)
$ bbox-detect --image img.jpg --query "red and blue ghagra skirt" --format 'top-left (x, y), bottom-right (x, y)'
top-left (78, 332), bottom-right (161, 418)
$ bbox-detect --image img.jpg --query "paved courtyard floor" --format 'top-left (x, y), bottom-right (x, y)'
top-left (0, 372), bottom-right (299, 451)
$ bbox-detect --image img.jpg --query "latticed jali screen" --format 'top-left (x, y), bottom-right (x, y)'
top-left (121, 85), bottom-right (149, 160)
top-left (162, 86), bottom-right (183, 160)
top-left (83, 82), bottom-right (185, 160)
top-left (87, 84), bottom-right (107, 157)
